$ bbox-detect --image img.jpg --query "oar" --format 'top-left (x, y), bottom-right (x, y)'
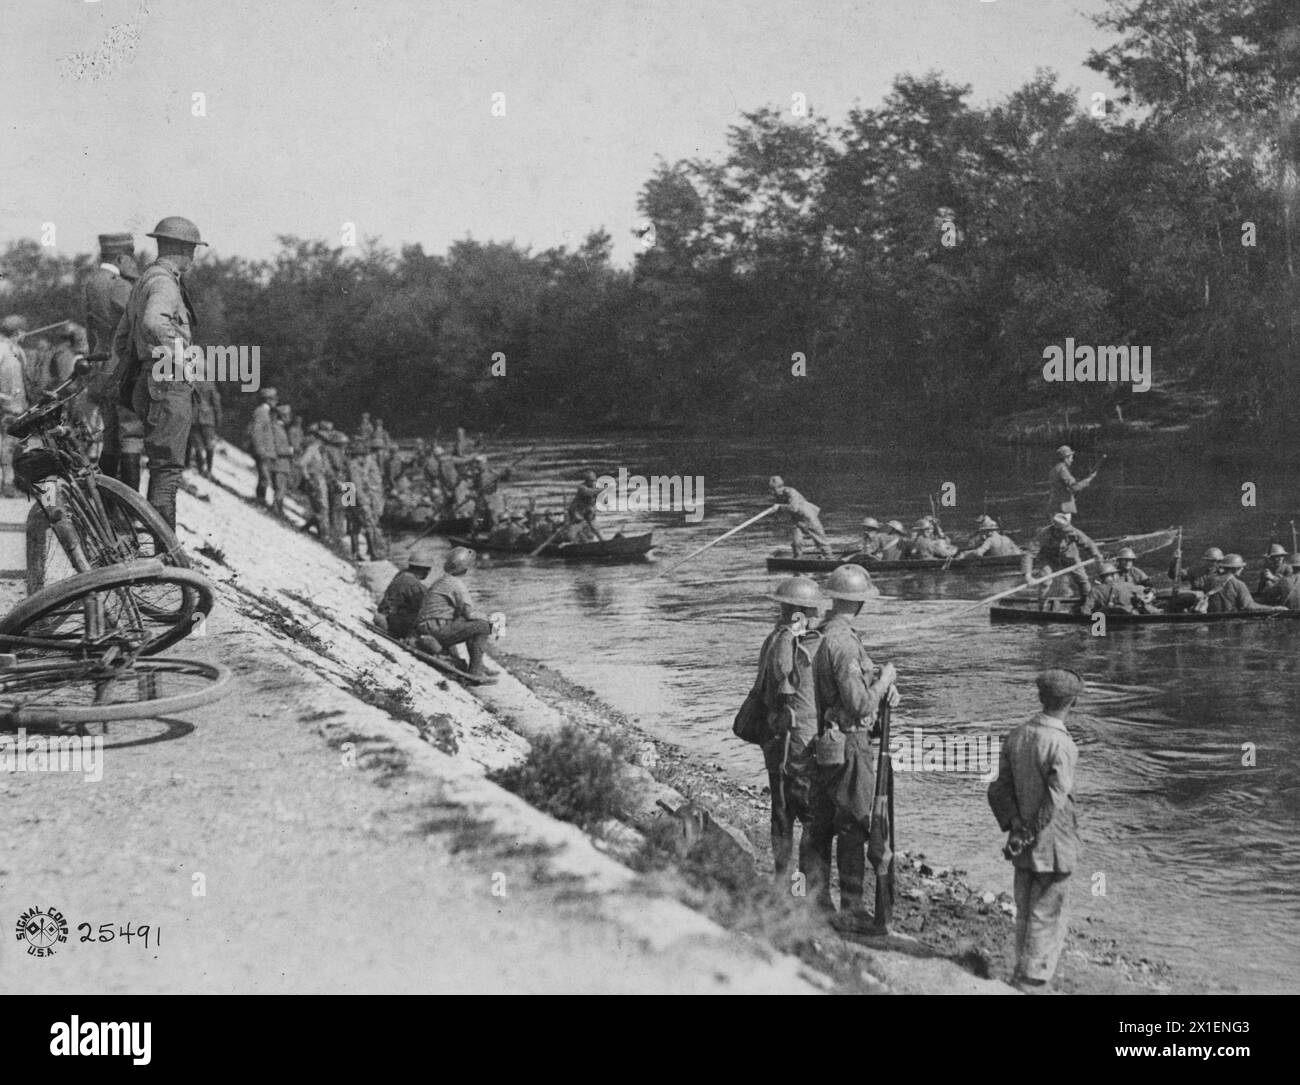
top-left (529, 523), bottom-right (568, 557)
top-left (17, 319), bottom-right (75, 341)
top-left (654, 505), bottom-right (779, 578)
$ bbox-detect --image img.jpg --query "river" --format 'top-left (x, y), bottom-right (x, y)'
top-left (404, 433), bottom-right (1300, 993)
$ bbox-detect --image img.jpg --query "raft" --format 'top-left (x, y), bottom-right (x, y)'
top-left (989, 602), bottom-right (1299, 625)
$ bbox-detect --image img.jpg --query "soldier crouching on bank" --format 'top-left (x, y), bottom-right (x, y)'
top-left (811, 564), bottom-right (898, 921)
top-left (987, 668), bottom-right (1083, 992)
top-left (752, 578), bottom-right (825, 890)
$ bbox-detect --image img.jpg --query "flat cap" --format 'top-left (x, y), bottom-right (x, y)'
top-left (1036, 668), bottom-right (1084, 700)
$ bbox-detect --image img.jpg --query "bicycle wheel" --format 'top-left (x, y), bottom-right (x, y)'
top-left (0, 656), bottom-right (231, 727)
top-left (27, 476), bottom-right (192, 621)
top-left (0, 561), bottom-right (214, 660)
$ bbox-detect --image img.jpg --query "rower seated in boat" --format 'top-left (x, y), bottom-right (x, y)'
top-left (1081, 563), bottom-right (1159, 615)
top-left (957, 515), bottom-right (1022, 560)
top-left (846, 517), bottom-right (905, 563)
top-left (1259, 553), bottom-right (1300, 609)
top-left (1256, 544), bottom-right (1291, 597)
top-left (902, 516), bottom-right (957, 560)
top-left (1204, 554), bottom-right (1288, 614)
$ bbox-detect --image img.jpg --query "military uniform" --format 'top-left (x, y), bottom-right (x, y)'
top-left (323, 435), bottom-right (350, 542)
top-left (811, 612), bottom-right (886, 912)
top-left (344, 449), bottom-right (384, 559)
top-left (964, 531), bottom-right (1021, 558)
top-left (416, 573), bottom-right (491, 672)
top-left (772, 485), bottom-right (831, 557)
top-left (755, 623), bottom-right (824, 884)
top-left (378, 568), bottom-right (426, 639)
top-left (987, 710), bottom-right (1080, 985)
top-left (903, 531), bottom-right (958, 560)
top-left (271, 412), bottom-right (294, 515)
top-left (84, 250), bottom-right (144, 481)
top-left (297, 435), bottom-right (334, 541)
top-left (1206, 574), bottom-right (1274, 614)
top-left (0, 332), bottom-right (29, 495)
top-left (1116, 564), bottom-right (1150, 588)
top-left (1048, 461), bottom-right (1091, 516)
top-left (187, 381), bottom-right (221, 477)
top-left (1081, 578), bottom-right (1141, 615)
top-left (1033, 522), bottom-right (1102, 603)
top-left (249, 400), bottom-right (277, 506)
top-left (114, 256), bottom-right (198, 528)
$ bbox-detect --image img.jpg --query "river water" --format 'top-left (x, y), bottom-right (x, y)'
top-left (404, 433), bottom-right (1300, 993)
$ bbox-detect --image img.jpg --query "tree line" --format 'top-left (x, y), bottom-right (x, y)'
top-left (1, 0), bottom-right (1294, 445)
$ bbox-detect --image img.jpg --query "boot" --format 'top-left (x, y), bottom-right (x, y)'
top-left (146, 464), bottom-right (182, 531)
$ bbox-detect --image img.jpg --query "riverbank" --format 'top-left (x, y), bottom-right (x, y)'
top-left (493, 651), bottom-right (1187, 995)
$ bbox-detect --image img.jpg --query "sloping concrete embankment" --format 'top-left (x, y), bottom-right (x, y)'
top-left (0, 442), bottom-right (826, 994)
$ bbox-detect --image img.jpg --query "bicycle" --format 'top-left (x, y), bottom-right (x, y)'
top-left (0, 559), bottom-right (229, 727)
top-left (6, 354), bottom-right (192, 620)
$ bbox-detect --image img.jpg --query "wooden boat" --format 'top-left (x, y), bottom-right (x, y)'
top-left (380, 510), bottom-right (475, 535)
top-left (990, 601), bottom-right (1300, 625)
top-left (766, 552), bottom-right (1024, 574)
top-left (362, 620), bottom-right (498, 685)
top-left (765, 527), bottom-right (1180, 575)
top-left (448, 531), bottom-right (655, 562)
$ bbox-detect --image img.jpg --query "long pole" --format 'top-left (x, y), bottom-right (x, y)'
top-left (654, 505), bottom-right (779, 578)
top-left (529, 523), bottom-right (569, 557)
top-left (871, 699), bottom-right (894, 933)
top-left (17, 320), bottom-right (73, 341)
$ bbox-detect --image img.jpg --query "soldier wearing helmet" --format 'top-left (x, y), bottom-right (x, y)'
top-left (957, 515), bottom-right (1022, 561)
top-left (1031, 513), bottom-right (1104, 610)
top-left (1259, 551), bottom-right (1300, 608)
top-left (1081, 561), bottom-right (1152, 615)
top-left (768, 476), bottom-right (832, 559)
top-left (810, 564), bottom-right (898, 922)
top-left (414, 546), bottom-right (499, 680)
top-left (1047, 444), bottom-right (1098, 520)
top-left (751, 577), bottom-right (826, 888)
top-left (850, 516), bottom-right (904, 563)
top-left (1256, 543), bottom-right (1291, 597)
top-left (1206, 554), bottom-right (1285, 614)
top-left (114, 216), bottom-right (208, 528)
top-left (377, 545), bottom-right (435, 639)
top-left (902, 516), bottom-right (957, 560)
top-left (1111, 546), bottom-right (1150, 589)
top-left (1167, 544), bottom-right (1224, 601)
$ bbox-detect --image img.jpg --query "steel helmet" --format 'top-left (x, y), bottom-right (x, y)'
top-left (1056, 445), bottom-right (1074, 459)
top-left (911, 518), bottom-right (931, 532)
top-left (1096, 562), bottom-right (1118, 576)
top-left (824, 564), bottom-right (875, 602)
top-left (1, 315), bottom-right (27, 335)
top-left (768, 475), bottom-right (784, 489)
top-left (146, 216), bottom-right (207, 246)
top-left (1290, 553), bottom-right (1300, 568)
top-left (767, 577), bottom-right (824, 610)
top-left (259, 386), bottom-right (279, 401)
top-left (1116, 547), bottom-right (1137, 561)
top-left (861, 517), bottom-right (881, 530)
top-left (1219, 553), bottom-right (1246, 570)
top-left (444, 546), bottom-right (476, 575)
top-left (407, 544), bottom-right (438, 571)
top-left (975, 515), bottom-right (998, 531)
top-left (1051, 513), bottom-right (1072, 529)
top-left (1201, 546), bottom-right (1225, 562)
top-left (885, 520), bottom-right (905, 535)
top-left (1265, 543), bottom-right (1288, 558)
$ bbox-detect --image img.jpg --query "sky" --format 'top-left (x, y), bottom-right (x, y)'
top-left (1, 0), bottom-right (1121, 267)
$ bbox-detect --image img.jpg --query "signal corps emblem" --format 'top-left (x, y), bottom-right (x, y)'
top-left (14, 906), bottom-right (69, 958)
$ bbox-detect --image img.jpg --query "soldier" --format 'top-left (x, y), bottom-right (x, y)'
top-left (323, 429), bottom-right (350, 543)
top-left (1113, 547), bottom-right (1150, 588)
top-left (84, 233), bottom-right (141, 484)
top-left (271, 404), bottom-right (295, 515)
top-left (1257, 544), bottom-right (1290, 598)
top-left (957, 515), bottom-right (1022, 560)
top-left (376, 546), bottom-right (433, 639)
top-left (0, 315), bottom-right (29, 497)
top-left (565, 468), bottom-right (602, 541)
top-left (902, 517), bottom-right (958, 560)
top-left (188, 380), bottom-right (222, 478)
top-left (1080, 562), bottom-right (1149, 615)
top-left (1031, 513), bottom-right (1103, 610)
top-left (1047, 445), bottom-right (1097, 520)
top-left (248, 387), bottom-right (279, 507)
top-left (363, 436), bottom-right (388, 550)
top-left (811, 564), bottom-right (899, 922)
top-left (47, 322), bottom-right (89, 387)
top-left (296, 426), bottom-right (335, 542)
top-left (1262, 555), bottom-right (1300, 609)
top-left (357, 412), bottom-right (374, 445)
top-left (414, 546), bottom-right (500, 681)
top-left (987, 669), bottom-right (1083, 991)
top-left (850, 517), bottom-right (903, 563)
top-left (343, 439), bottom-right (385, 560)
top-left (753, 578), bottom-right (826, 889)
top-left (769, 475), bottom-right (832, 558)
top-left (1206, 554), bottom-right (1286, 614)
top-left (115, 216), bottom-right (206, 529)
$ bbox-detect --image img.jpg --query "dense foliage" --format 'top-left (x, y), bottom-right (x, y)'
top-left (2, 0), bottom-right (1294, 442)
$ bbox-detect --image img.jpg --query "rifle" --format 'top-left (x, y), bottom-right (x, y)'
top-left (868, 699), bottom-right (895, 933)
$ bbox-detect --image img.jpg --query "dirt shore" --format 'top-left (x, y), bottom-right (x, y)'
top-left (493, 651), bottom-right (1189, 994)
